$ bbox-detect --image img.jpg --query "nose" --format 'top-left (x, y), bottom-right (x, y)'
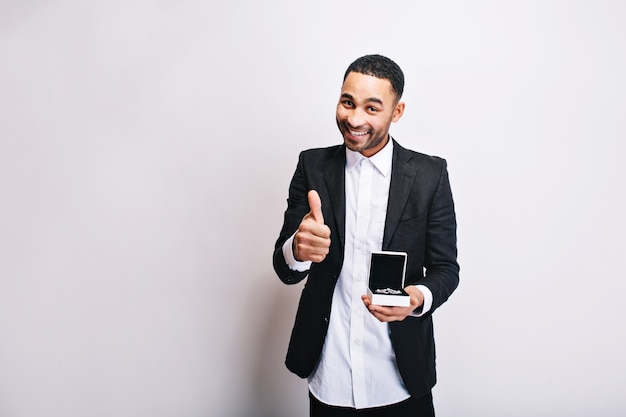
top-left (347, 108), bottom-right (366, 129)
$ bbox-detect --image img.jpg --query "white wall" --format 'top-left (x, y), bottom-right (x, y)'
top-left (1, 1), bottom-right (625, 416)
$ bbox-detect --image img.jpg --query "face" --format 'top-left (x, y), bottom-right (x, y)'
top-left (336, 72), bottom-right (405, 157)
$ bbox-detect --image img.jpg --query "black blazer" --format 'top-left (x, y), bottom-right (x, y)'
top-left (273, 139), bottom-right (459, 399)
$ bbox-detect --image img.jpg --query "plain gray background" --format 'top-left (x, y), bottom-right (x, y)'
top-left (1, 1), bottom-right (625, 416)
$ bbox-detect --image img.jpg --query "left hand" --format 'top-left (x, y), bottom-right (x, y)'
top-left (362, 286), bottom-right (424, 322)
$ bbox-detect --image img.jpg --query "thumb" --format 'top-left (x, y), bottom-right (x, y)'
top-left (307, 190), bottom-right (324, 224)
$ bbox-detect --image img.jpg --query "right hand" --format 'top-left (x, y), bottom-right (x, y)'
top-left (293, 190), bottom-right (331, 263)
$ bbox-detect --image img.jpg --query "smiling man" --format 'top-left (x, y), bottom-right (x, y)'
top-left (273, 55), bottom-right (459, 417)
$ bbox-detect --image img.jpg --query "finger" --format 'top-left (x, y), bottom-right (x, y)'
top-left (371, 311), bottom-right (404, 323)
top-left (296, 228), bottom-right (330, 247)
top-left (307, 190), bottom-right (324, 224)
top-left (371, 311), bottom-right (397, 323)
top-left (293, 232), bottom-right (330, 263)
top-left (367, 305), bottom-right (409, 323)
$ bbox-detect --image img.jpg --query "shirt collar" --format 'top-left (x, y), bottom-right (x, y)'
top-left (345, 137), bottom-right (394, 177)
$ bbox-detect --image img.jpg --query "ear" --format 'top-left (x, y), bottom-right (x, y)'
top-left (391, 101), bottom-right (405, 122)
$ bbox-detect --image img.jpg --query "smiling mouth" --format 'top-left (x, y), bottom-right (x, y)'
top-left (348, 129), bottom-right (369, 137)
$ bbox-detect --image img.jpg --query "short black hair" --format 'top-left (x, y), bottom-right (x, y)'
top-left (343, 54), bottom-right (405, 100)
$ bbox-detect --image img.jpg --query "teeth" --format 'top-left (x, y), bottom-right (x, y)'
top-left (350, 130), bottom-right (368, 137)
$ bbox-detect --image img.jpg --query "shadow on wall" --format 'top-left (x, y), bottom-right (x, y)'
top-left (246, 274), bottom-right (308, 417)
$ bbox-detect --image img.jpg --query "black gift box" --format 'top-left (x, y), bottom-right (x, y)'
top-left (367, 251), bottom-right (410, 307)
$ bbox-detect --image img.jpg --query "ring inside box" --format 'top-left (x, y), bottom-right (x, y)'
top-left (374, 288), bottom-right (405, 295)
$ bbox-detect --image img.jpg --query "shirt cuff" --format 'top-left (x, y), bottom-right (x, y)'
top-left (411, 284), bottom-right (433, 317)
top-left (282, 233), bottom-right (312, 272)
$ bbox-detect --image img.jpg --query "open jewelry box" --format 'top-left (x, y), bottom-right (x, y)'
top-left (367, 250), bottom-right (410, 307)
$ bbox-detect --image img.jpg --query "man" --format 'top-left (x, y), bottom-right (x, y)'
top-left (273, 54), bottom-right (459, 416)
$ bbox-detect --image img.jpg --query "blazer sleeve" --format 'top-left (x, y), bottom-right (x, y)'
top-left (273, 152), bottom-right (311, 285)
top-left (421, 159), bottom-right (459, 313)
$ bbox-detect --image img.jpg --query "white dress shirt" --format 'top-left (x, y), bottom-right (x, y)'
top-left (282, 139), bottom-right (433, 409)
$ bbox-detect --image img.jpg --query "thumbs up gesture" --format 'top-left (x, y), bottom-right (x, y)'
top-left (293, 190), bottom-right (331, 263)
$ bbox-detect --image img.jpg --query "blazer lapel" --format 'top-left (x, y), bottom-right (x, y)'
top-left (323, 146), bottom-right (346, 250)
top-left (383, 140), bottom-right (418, 249)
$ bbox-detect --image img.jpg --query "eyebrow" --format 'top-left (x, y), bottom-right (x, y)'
top-left (341, 93), bottom-right (384, 106)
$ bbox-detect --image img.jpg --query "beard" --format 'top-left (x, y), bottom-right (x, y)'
top-left (336, 119), bottom-right (389, 156)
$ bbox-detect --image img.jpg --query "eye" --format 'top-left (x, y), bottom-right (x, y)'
top-left (368, 106), bottom-right (379, 112)
top-left (342, 100), bottom-right (354, 107)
